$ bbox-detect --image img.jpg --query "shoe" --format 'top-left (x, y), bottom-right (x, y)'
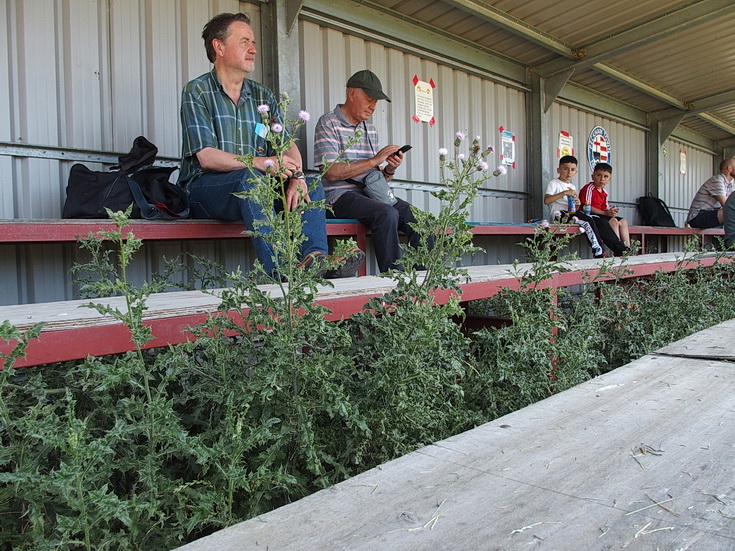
top-left (324, 248), bottom-right (366, 278)
top-left (593, 252), bottom-right (606, 259)
top-left (296, 251), bottom-right (329, 278)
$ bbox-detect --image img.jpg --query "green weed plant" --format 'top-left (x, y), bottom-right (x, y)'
top-left (3, 118), bottom-right (735, 550)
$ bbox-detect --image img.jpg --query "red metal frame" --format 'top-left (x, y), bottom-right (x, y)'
top-left (1, 219), bottom-right (722, 245)
top-left (2, 254), bottom-right (730, 369)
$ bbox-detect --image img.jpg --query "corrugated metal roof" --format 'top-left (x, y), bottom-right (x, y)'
top-left (366, 0), bottom-right (735, 142)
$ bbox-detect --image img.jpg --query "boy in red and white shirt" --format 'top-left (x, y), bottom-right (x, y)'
top-left (579, 162), bottom-right (630, 256)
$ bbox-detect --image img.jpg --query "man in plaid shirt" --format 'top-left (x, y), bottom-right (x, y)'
top-left (179, 12), bottom-right (363, 278)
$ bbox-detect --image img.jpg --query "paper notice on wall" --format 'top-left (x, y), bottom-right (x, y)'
top-left (679, 149), bottom-right (687, 175)
top-left (412, 75), bottom-right (435, 126)
top-left (500, 129), bottom-right (515, 167)
top-left (558, 130), bottom-right (574, 158)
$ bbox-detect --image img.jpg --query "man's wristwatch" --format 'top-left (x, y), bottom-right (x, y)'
top-left (291, 171), bottom-right (305, 180)
top-left (384, 168), bottom-right (396, 176)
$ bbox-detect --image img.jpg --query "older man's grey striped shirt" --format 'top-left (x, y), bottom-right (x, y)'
top-left (313, 104), bottom-right (379, 204)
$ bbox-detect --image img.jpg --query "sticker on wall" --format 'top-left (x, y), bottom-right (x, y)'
top-left (558, 130), bottom-right (574, 158)
top-left (679, 149), bottom-right (687, 175)
top-left (587, 125), bottom-right (611, 172)
top-left (498, 127), bottom-right (516, 168)
top-left (412, 75), bottom-right (435, 126)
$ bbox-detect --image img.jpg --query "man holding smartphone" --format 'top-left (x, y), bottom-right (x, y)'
top-left (314, 70), bottom-right (431, 272)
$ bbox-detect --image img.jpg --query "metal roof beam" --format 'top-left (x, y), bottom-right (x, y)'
top-left (444, 0), bottom-right (735, 142)
top-left (594, 65), bottom-right (687, 109)
top-left (536, 0), bottom-right (735, 78)
top-left (698, 113), bottom-right (735, 136)
top-left (286, 0), bottom-right (305, 35)
top-left (544, 69), bottom-right (574, 113)
top-left (653, 89), bottom-right (735, 120)
top-left (659, 115), bottom-right (686, 144)
top-left (440, 0), bottom-right (572, 55)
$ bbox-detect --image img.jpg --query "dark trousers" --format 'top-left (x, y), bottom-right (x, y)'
top-left (331, 191), bottom-right (425, 272)
top-left (589, 214), bottom-right (627, 255)
top-left (188, 170), bottom-right (328, 276)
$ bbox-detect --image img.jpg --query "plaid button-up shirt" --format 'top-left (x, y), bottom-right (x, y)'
top-left (178, 69), bottom-right (283, 187)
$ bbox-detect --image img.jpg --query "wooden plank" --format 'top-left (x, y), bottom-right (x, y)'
top-left (1, 252), bottom-right (731, 368)
top-left (0, 253), bottom-right (735, 367)
top-left (0, 219), bottom-right (724, 244)
top-left (175, 352), bottom-right (735, 551)
top-left (656, 318), bottom-right (735, 360)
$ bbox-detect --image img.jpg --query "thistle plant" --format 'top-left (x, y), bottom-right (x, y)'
top-left (388, 131), bottom-right (507, 297)
top-left (233, 95), bottom-right (357, 287)
top-left (71, 206), bottom-right (165, 352)
top-left (188, 94), bottom-right (370, 509)
top-left (342, 132), bottom-right (507, 460)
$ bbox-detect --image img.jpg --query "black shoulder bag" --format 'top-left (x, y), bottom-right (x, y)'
top-left (62, 136), bottom-right (189, 219)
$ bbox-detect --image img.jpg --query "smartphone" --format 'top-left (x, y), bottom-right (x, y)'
top-left (398, 144), bottom-right (412, 153)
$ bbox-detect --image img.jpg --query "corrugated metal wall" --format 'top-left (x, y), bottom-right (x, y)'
top-left (0, 0), bottom-right (258, 305)
top-left (0, 0), bottom-right (720, 305)
top-left (299, 19), bottom-right (528, 226)
top-left (547, 102), bottom-right (647, 223)
top-left (661, 138), bottom-right (715, 226)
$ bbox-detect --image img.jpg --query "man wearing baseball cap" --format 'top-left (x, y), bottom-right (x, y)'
top-left (313, 70), bottom-right (431, 272)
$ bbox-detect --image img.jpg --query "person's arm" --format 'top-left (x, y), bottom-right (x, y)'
top-left (323, 145), bottom-right (402, 183)
top-left (282, 142), bottom-right (309, 212)
top-left (544, 189), bottom-right (574, 205)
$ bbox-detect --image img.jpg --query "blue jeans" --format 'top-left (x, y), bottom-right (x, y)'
top-left (187, 169), bottom-right (328, 276)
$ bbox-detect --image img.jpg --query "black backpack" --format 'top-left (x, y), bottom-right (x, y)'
top-left (637, 193), bottom-right (676, 227)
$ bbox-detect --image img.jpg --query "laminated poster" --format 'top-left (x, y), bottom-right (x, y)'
top-left (412, 75), bottom-right (435, 126)
top-left (587, 125), bottom-right (611, 172)
top-left (679, 149), bottom-right (687, 175)
top-left (558, 130), bottom-right (574, 158)
top-left (499, 127), bottom-right (515, 168)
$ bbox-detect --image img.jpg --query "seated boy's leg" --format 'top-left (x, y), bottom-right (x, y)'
top-left (333, 191), bottom-right (400, 272)
top-left (608, 216), bottom-right (621, 239)
top-left (616, 216), bottom-right (630, 246)
top-left (592, 215), bottom-right (628, 256)
top-left (572, 211), bottom-right (604, 257)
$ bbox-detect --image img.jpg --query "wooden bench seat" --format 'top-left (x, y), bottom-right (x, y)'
top-left (1, 252), bottom-right (730, 369)
top-left (0, 219), bottom-right (724, 282)
top-left (1, 218), bottom-right (723, 245)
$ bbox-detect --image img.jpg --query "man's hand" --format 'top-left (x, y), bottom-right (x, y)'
top-left (285, 176), bottom-right (309, 212)
top-left (375, 145), bottom-right (402, 169)
top-left (324, 144), bottom-right (403, 183)
top-left (253, 154), bottom-right (301, 178)
top-left (383, 146), bottom-right (403, 175)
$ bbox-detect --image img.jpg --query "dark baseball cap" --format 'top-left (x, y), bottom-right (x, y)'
top-left (346, 70), bottom-right (391, 102)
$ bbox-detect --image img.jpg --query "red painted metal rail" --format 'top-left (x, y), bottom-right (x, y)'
top-left (1, 253), bottom-right (731, 369)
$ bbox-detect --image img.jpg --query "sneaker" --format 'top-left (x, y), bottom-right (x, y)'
top-left (324, 248), bottom-right (366, 279)
top-left (593, 252), bottom-right (606, 259)
top-left (296, 251), bottom-right (329, 278)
